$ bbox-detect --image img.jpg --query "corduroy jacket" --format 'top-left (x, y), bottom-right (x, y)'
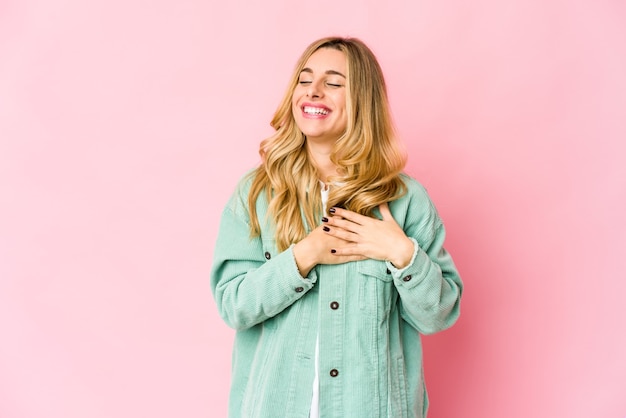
top-left (210, 172), bottom-right (463, 418)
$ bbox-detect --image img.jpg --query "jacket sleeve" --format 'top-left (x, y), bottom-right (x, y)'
top-left (386, 181), bottom-right (463, 335)
top-left (210, 185), bottom-right (318, 331)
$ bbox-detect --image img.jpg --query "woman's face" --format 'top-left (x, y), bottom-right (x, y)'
top-left (292, 47), bottom-right (348, 146)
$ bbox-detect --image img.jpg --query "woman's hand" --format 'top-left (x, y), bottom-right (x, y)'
top-left (293, 224), bottom-right (367, 277)
top-left (321, 203), bottom-right (415, 269)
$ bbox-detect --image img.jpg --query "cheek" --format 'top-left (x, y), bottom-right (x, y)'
top-left (292, 91), bottom-right (303, 110)
top-left (337, 96), bottom-right (348, 119)
top-left (338, 104), bottom-right (348, 126)
top-left (291, 102), bottom-right (301, 121)
top-left (336, 92), bottom-right (347, 112)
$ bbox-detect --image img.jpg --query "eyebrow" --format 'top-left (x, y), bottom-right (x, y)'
top-left (300, 68), bottom-right (346, 78)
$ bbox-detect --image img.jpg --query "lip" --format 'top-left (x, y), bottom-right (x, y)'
top-left (300, 102), bottom-right (331, 119)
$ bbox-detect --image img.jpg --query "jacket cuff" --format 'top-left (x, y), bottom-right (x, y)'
top-left (386, 238), bottom-right (424, 288)
top-left (287, 244), bottom-right (318, 286)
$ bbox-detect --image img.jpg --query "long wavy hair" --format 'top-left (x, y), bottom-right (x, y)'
top-left (247, 36), bottom-right (407, 251)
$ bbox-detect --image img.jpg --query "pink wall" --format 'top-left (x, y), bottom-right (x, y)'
top-left (1, 1), bottom-right (624, 417)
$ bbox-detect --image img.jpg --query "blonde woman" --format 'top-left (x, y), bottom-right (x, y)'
top-left (211, 36), bottom-right (463, 418)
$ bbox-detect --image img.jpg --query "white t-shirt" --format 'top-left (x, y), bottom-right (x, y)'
top-left (310, 182), bottom-right (330, 418)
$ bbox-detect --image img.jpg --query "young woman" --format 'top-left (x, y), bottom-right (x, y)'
top-left (211, 36), bottom-right (463, 418)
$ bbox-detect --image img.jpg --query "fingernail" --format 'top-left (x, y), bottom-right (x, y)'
top-left (321, 217), bottom-right (328, 222)
top-left (329, 207), bottom-right (336, 214)
top-left (323, 226), bottom-right (330, 232)
top-left (330, 249), bottom-right (336, 254)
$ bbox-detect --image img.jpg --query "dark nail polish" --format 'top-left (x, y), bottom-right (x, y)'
top-left (322, 217), bottom-right (328, 222)
top-left (323, 226), bottom-right (330, 232)
top-left (331, 249), bottom-right (336, 254)
top-left (329, 208), bottom-right (336, 214)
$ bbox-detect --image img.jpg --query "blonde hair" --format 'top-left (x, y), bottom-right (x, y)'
top-left (248, 36), bottom-right (407, 251)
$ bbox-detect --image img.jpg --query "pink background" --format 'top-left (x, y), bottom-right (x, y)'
top-left (1, 0), bottom-right (625, 417)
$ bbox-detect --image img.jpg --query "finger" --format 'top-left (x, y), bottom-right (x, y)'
top-left (323, 224), bottom-right (360, 242)
top-left (378, 202), bottom-right (394, 221)
top-left (330, 244), bottom-right (367, 261)
top-left (329, 207), bottom-right (368, 225)
top-left (325, 216), bottom-right (362, 234)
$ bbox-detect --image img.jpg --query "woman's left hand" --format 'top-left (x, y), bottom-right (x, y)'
top-left (322, 203), bottom-right (415, 269)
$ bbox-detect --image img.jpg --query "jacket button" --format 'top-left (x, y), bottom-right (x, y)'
top-left (295, 286), bottom-right (304, 293)
top-left (330, 301), bottom-right (339, 310)
top-left (402, 275), bottom-right (412, 282)
top-left (264, 251), bottom-right (271, 260)
top-left (329, 369), bottom-right (339, 377)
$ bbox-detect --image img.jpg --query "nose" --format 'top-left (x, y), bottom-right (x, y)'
top-left (306, 81), bottom-right (322, 98)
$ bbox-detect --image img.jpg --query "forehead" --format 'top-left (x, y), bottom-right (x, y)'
top-left (302, 47), bottom-right (346, 74)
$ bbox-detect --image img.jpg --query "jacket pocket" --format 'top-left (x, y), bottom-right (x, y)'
top-left (357, 259), bottom-right (397, 321)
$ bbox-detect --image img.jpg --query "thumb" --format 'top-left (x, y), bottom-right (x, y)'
top-left (378, 202), bottom-right (393, 221)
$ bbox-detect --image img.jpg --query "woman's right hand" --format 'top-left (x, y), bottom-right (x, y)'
top-left (292, 225), bottom-right (366, 276)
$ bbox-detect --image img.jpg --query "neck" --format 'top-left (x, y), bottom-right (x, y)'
top-left (306, 141), bottom-right (337, 183)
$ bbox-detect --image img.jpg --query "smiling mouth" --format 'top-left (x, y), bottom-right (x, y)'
top-left (303, 106), bottom-right (330, 116)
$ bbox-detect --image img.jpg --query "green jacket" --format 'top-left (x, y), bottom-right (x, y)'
top-left (210, 172), bottom-right (463, 418)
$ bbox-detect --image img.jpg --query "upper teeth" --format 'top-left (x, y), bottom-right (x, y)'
top-left (304, 106), bottom-right (329, 115)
